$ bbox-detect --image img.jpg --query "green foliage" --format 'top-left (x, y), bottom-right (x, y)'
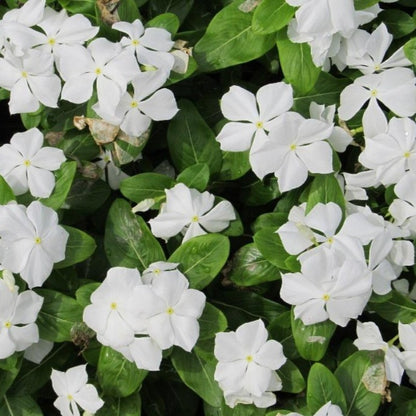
top-left (0, 175), bottom-right (15, 204)
top-left (252, 0), bottom-right (295, 35)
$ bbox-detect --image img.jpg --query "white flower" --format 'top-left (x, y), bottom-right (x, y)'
top-left (93, 69), bottom-right (178, 137)
top-left (0, 127), bottom-right (65, 197)
top-left (142, 261), bottom-right (180, 284)
top-left (354, 321), bottom-right (404, 385)
top-left (2, 0), bottom-right (45, 27)
top-left (399, 322), bottom-right (416, 372)
top-left (359, 118), bottom-right (416, 186)
top-left (249, 112), bottom-right (333, 192)
top-left (0, 201), bottom-right (68, 288)
top-left (389, 172), bottom-right (416, 237)
top-left (95, 150), bottom-right (129, 190)
top-left (149, 183), bottom-right (236, 243)
top-left (141, 269), bottom-right (206, 352)
top-left (338, 67), bottom-right (416, 126)
top-left (0, 278), bottom-right (43, 359)
top-left (51, 364), bottom-right (104, 416)
top-left (335, 23), bottom-right (411, 74)
top-left (309, 102), bottom-right (352, 152)
top-left (83, 267), bottom-right (148, 348)
top-left (216, 82), bottom-right (293, 152)
top-left (59, 38), bottom-right (140, 114)
top-left (0, 48), bottom-right (61, 114)
top-left (24, 338), bottom-right (54, 364)
top-left (214, 319), bottom-right (286, 408)
top-left (112, 19), bottom-right (175, 71)
top-left (280, 250), bottom-right (372, 326)
top-left (36, 7), bottom-right (99, 58)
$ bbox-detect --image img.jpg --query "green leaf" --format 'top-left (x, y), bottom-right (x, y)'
top-left (380, 9), bottom-right (416, 39)
top-left (0, 355), bottom-right (22, 398)
top-left (117, 0), bottom-right (140, 22)
top-left (0, 175), bottom-right (15, 204)
top-left (276, 28), bottom-right (321, 94)
top-left (307, 363), bottom-right (347, 414)
top-left (177, 163), bottom-right (210, 191)
top-left (147, 12), bottom-right (180, 34)
top-left (105, 199), bottom-right (165, 269)
top-left (76, 282), bottom-right (100, 308)
top-left (65, 176), bottom-right (110, 213)
top-left (253, 228), bottom-right (298, 271)
top-left (59, 131), bottom-right (99, 161)
top-left (252, 0), bottom-right (295, 34)
top-left (40, 161), bottom-right (77, 210)
top-left (334, 350), bottom-right (384, 416)
top-left (240, 176), bottom-right (280, 206)
top-left (97, 346), bottom-right (147, 397)
top-left (354, 0), bottom-right (379, 10)
top-left (97, 392), bottom-right (142, 416)
top-left (168, 234), bottom-right (229, 289)
top-left (148, 0), bottom-right (193, 23)
top-left (193, 0), bottom-right (276, 72)
top-left (35, 289), bottom-right (83, 342)
top-left (171, 348), bottom-right (223, 407)
top-left (120, 172), bottom-right (175, 207)
top-left (291, 310), bottom-right (336, 361)
top-left (199, 302), bottom-right (228, 340)
top-left (167, 100), bottom-right (222, 174)
top-left (216, 150), bottom-right (251, 181)
top-left (306, 174), bottom-right (346, 214)
top-left (278, 359), bottom-right (305, 393)
top-left (293, 72), bottom-right (350, 115)
top-left (368, 290), bottom-right (416, 323)
top-left (20, 108), bottom-right (42, 129)
top-left (404, 37), bottom-right (416, 65)
top-left (55, 226), bottom-right (96, 269)
top-left (0, 395), bottom-right (43, 416)
top-left (252, 212), bottom-right (288, 233)
top-left (229, 243), bottom-right (282, 286)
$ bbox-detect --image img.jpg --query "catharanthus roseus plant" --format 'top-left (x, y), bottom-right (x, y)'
top-left (1, 0), bottom-right (416, 415)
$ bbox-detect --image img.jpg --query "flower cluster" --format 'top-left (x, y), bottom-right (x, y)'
top-left (83, 263), bottom-right (206, 371)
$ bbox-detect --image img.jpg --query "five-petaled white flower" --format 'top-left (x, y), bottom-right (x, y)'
top-left (51, 364), bottom-right (104, 416)
top-left (149, 183), bottom-right (236, 243)
top-left (214, 319), bottom-right (286, 408)
top-left (0, 127), bottom-right (66, 197)
top-left (0, 201), bottom-right (68, 288)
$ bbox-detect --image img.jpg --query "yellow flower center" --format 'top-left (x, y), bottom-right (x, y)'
top-left (110, 302), bottom-right (117, 310)
top-left (132, 39), bottom-right (139, 46)
top-left (166, 307), bottom-right (174, 315)
top-left (48, 38), bottom-right (56, 46)
top-left (67, 394), bottom-right (73, 401)
top-left (4, 321), bottom-right (12, 329)
top-left (153, 268), bottom-right (160, 275)
top-left (322, 293), bottom-right (330, 301)
top-left (255, 121), bottom-right (263, 129)
top-left (374, 64), bottom-right (381, 71)
top-left (327, 237), bottom-right (334, 244)
top-left (34, 237), bottom-right (41, 244)
top-left (191, 215), bottom-right (199, 222)
top-left (21, 71), bottom-right (28, 78)
top-left (404, 151), bottom-right (411, 158)
top-left (130, 100), bottom-right (138, 108)
top-left (23, 159), bottom-right (31, 167)
top-left (290, 144), bottom-right (297, 151)
top-left (370, 89), bottom-right (378, 97)
top-left (246, 355), bottom-right (253, 362)
top-left (95, 67), bottom-right (102, 75)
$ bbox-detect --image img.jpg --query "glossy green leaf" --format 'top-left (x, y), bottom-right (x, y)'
top-left (75, 282), bottom-right (100, 308)
top-left (240, 176), bottom-right (280, 206)
top-left (252, 0), bottom-right (295, 34)
top-left (147, 12), bottom-right (180, 34)
top-left (276, 28), bottom-right (321, 94)
top-left (291, 310), bottom-right (336, 361)
top-left (148, 0), bottom-right (193, 23)
top-left (105, 198), bottom-right (165, 269)
top-left (0, 355), bottom-right (22, 398)
top-left (35, 289), bottom-right (83, 342)
top-left (98, 346), bottom-right (147, 397)
top-left (0, 175), bottom-right (15, 204)
top-left (97, 392), bottom-right (141, 416)
top-left (380, 9), bottom-right (416, 39)
top-left (167, 100), bottom-right (222, 174)
top-left (368, 290), bottom-right (416, 323)
top-left (55, 226), bottom-right (96, 269)
top-left (117, 0), bottom-right (140, 22)
top-left (40, 161), bottom-right (77, 210)
top-left (193, 0), bottom-right (275, 72)
top-left (217, 150), bottom-right (250, 181)
top-left (169, 234), bottom-right (229, 289)
top-left (278, 359), bottom-right (305, 393)
top-left (120, 172), bottom-right (175, 206)
top-left (307, 363), bottom-right (347, 413)
top-left (334, 350), bottom-right (384, 416)
top-left (0, 395), bottom-right (43, 416)
top-left (171, 348), bottom-right (222, 407)
top-left (404, 37), bottom-right (416, 65)
top-left (229, 243), bottom-right (282, 286)
top-left (177, 163), bottom-right (210, 191)
top-left (199, 302), bottom-right (228, 340)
